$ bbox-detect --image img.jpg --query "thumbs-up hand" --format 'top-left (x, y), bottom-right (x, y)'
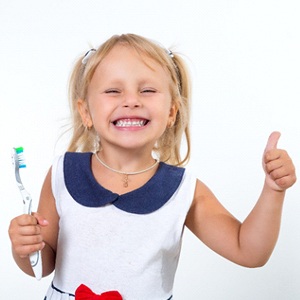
top-left (263, 132), bottom-right (296, 191)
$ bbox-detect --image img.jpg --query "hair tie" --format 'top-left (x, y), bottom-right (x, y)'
top-left (168, 49), bottom-right (174, 58)
top-left (82, 48), bottom-right (97, 64)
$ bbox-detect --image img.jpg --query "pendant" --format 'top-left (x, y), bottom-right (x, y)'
top-left (123, 174), bottom-right (129, 187)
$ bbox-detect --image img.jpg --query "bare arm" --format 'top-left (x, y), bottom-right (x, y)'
top-left (9, 168), bottom-right (59, 277)
top-left (185, 132), bottom-right (296, 267)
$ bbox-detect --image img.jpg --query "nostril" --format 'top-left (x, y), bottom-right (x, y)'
top-left (122, 103), bottom-right (141, 108)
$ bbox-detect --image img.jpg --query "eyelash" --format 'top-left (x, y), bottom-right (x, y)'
top-left (104, 89), bottom-right (156, 94)
top-left (105, 89), bottom-right (120, 94)
top-left (141, 89), bottom-right (156, 93)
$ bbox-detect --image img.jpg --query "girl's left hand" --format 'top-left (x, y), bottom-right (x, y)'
top-left (263, 131), bottom-right (297, 192)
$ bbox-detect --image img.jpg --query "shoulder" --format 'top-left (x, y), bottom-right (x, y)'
top-left (51, 152), bottom-right (93, 173)
top-left (185, 178), bottom-right (235, 238)
top-left (63, 152), bottom-right (93, 168)
top-left (190, 179), bottom-right (221, 211)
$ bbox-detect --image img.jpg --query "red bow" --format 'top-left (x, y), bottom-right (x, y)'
top-left (75, 284), bottom-right (123, 300)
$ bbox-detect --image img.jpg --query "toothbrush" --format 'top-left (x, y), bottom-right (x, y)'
top-left (11, 147), bottom-right (42, 280)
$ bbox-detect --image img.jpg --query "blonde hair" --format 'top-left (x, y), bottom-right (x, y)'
top-left (67, 33), bottom-right (191, 166)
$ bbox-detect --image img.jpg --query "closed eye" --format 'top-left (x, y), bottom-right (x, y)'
top-left (105, 89), bottom-right (120, 94)
top-left (141, 89), bottom-right (156, 93)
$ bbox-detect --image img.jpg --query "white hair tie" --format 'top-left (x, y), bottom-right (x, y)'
top-left (82, 49), bottom-right (96, 64)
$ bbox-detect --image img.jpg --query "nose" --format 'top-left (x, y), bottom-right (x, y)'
top-left (122, 92), bottom-right (142, 108)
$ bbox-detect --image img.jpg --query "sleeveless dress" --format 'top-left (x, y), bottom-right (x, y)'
top-left (44, 152), bottom-right (196, 300)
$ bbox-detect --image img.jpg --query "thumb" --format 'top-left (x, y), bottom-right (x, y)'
top-left (32, 212), bottom-right (49, 226)
top-left (264, 131), bottom-right (281, 152)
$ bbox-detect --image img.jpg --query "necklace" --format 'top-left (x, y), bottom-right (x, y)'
top-left (94, 152), bottom-right (159, 188)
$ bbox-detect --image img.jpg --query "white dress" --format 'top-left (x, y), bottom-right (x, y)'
top-left (44, 152), bottom-right (196, 300)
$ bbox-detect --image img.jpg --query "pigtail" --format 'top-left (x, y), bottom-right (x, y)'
top-left (156, 52), bottom-right (191, 166)
top-left (172, 53), bottom-right (191, 166)
top-left (67, 56), bottom-right (97, 152)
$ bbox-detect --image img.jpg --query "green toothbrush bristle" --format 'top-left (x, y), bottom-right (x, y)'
top-left (15, 147), bottom-right (24, 154)
top-left (15, 146), bottom-right (26, 168)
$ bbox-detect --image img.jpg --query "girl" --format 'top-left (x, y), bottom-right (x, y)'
top-left (9, 34), bottom-right (296, 300)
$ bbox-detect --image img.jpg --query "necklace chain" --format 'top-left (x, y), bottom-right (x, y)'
top-left (94, 152), bottom-right (159, 187)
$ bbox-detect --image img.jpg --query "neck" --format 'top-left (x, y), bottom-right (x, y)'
top-left (94, 151), bottom-right (159, 188)
top-left (98, 147), bottom-right (156, 171)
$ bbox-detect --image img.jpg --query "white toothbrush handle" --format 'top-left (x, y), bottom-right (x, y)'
top-left (29, 251), bottom-right (42, 280)
top-left (21, 189), bottom-right (43, 280)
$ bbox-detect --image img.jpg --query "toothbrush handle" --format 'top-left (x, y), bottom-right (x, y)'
top-left (29, 251), bottom-right (42, 280)
top-left (21, 189), bottom-right (43, 280)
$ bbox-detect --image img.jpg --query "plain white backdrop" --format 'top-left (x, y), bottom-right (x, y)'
top-left (1, 1), bottom-right (299, 299)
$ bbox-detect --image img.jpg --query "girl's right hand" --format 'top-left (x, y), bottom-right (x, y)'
top-left (8, 213), bottom-right (48, 258)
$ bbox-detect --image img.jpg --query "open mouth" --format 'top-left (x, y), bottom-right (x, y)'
top-left (113, 118), bottom-right (149, 127)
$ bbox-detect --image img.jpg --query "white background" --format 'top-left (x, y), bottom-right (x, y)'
top-left (1, 1), bottom-right (299, 299)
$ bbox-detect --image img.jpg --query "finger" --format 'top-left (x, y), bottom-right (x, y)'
top-left (265, 149), bottom-right (290, 169)
top-left (268, 157), bottom-right (295, 179)
top-left (264, 131), bottom-right (281, 152)
top-left (18, 223), bottom-right (42, 236)
top-left (10, 228), bottom-right (45, 256)
top-left (32, 212), bottom-right (49, 227)
top-left (16, 232), bottom-right (44, 245)
top-left (274, 174), bottom-right (295, 190)
top-left (15, 241), bottom-right (45, 258)
top-left (15, 214), bottom-right (38, 226)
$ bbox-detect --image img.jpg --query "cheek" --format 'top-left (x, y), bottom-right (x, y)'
top-left (159, 110), bottom-right (172, 129)
top-left (89, 101), bottom-right (116, 126)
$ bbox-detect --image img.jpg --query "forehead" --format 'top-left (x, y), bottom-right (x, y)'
top-left (95, 44), bottom-right (168, 77)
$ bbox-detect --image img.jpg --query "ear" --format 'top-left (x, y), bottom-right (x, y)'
top-left (77, 99), bottom-right (93, 128)
top-left (167, 103), bottom-right (179, 127)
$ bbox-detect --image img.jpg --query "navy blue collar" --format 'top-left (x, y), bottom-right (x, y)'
top-left (63, 152), bottom-right (185, 214)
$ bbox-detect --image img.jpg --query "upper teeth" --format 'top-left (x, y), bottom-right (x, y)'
top-left (115, 119), bottom-right (147, 127)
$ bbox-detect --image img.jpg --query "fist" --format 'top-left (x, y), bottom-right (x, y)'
top-left (8, 213), bottom-right (48, 258)
top-left (263, 131), bottom-right (297, 191)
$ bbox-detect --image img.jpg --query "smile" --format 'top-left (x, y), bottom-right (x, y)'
top-left (113, 118), bottom-right (149, 127)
